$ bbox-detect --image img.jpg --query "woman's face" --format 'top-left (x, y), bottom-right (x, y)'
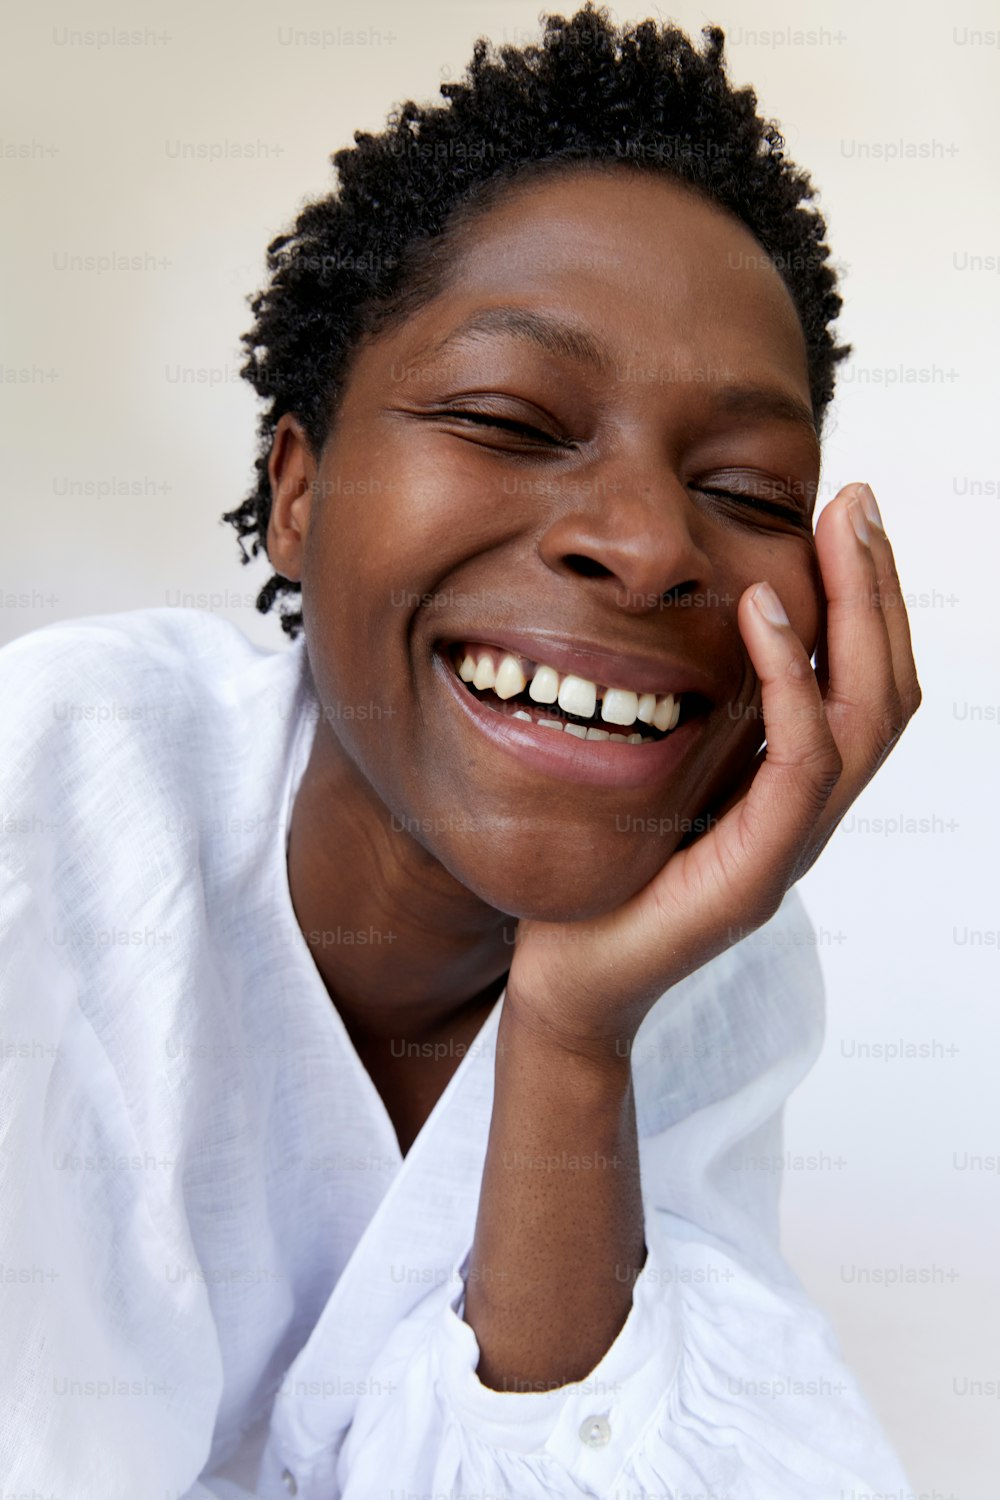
top-left (275, 165), bottom-right (823, 921)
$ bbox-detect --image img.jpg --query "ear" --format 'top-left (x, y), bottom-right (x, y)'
top-left (266, 414), bottom-right (317, 583)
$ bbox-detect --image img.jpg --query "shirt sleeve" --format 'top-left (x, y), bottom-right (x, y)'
top-left (0, 623), bottom-right (238, 1498)
top-left (0, 844), bottom-right (239, 1496)
top-left (332, 1224), bottom-right (910, 1499)
top-left (180, 1484), bottom-right (258, 1499)
top-left (330, 895), bottom-right (912, 1500)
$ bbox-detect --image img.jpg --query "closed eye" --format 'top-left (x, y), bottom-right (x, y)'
top-left (691, 485), bottom-right (812, 529)
top-left (440, 410), bottom-right (572, 448)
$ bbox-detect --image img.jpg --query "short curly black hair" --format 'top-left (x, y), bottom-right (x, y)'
top-left (223, 3), bottom-right (849, 639)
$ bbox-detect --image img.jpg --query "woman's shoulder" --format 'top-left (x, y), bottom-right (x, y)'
top-left (0, 604), bottom-right (277, 696)
top-left (0, 605), bottom-right (313, 908)
top-left (0, 604), bottom-right (315, 1083)
top-left (0, 605), bottom-right (307, 764)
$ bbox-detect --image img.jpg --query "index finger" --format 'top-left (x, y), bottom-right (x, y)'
top-left (849, 484), bottom-right (922, 721)
top-left (813, 483), bottom-right (907, 781)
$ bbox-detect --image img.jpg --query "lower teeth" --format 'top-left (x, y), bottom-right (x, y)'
top-left (518, 710), bottom-right (645, 744)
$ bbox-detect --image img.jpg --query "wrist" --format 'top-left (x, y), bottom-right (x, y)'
top-left (498, 990), bottom-right (635, 1095)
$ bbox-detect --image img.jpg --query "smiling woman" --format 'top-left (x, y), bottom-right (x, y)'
top-left (0, 6), bottom-right (922, 1499)
top-left (271, 165), bottom-right (828, 921)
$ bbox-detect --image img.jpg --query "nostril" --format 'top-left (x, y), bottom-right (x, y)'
top-left (565, 555), bottom-right (614, 579)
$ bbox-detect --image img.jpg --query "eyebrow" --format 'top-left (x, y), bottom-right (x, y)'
top-left (414, 304), bottom-right (819, 440)
top-left (416, 305), bottom-right (615, 373)
top-left (709, 385), bottom-right (819, 441)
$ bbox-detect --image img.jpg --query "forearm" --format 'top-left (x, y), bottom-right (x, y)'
top-left (463, 1000), bottom-right (646, 1392)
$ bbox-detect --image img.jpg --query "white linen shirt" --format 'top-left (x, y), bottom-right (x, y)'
top-left (0, 607), bottom-right (910, 1499)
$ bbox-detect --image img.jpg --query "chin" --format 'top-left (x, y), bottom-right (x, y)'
top-left (453, 834), bottom-right (683, 925)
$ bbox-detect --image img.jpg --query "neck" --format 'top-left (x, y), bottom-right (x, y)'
top-left (286, 725), bottom-right (515, 1046)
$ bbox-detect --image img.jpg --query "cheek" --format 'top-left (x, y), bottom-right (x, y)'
top-left (299, 500), bottom-right (386, 724)
top-left (784, 544), bottom-right (823, 659)
top-left (745, 539), bottom-right (822, 660)
top-left (311, 441), bottom-right (494, 595)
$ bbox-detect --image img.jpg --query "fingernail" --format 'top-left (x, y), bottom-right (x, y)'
top-left (848, 495), bottom-right (871, 547)
top-left (752, 582), bottom-right (790, 628)
top-left (856, 482), bottom-right (884, 535)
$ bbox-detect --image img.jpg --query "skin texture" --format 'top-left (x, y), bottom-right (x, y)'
top-left (267, 165), bottom-right (921, 1389)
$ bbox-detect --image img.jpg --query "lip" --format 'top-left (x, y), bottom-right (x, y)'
top-left (436, 625), bottom-right (719, 701)
top-left (434, 649), bottom-right (707, 790)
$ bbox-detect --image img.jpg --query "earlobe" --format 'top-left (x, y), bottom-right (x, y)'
top-left (266, 414), bottom-right (317, 582)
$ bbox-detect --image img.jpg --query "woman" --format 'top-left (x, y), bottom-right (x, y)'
top-left (0, 7), bottom-right (920, 1496)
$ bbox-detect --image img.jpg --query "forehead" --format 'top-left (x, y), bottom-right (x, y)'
top-left (405, 166), bottom-right (811, 394)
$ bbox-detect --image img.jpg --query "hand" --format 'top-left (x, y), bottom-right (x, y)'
top-left (504, 482), bottom-right (922, 1058)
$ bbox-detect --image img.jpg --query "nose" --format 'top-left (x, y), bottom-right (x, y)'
top-left (534, 454), bottom-right (715, 615)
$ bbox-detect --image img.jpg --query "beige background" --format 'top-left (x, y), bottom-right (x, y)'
top-left (4, 0), bottom-right (999, 1491)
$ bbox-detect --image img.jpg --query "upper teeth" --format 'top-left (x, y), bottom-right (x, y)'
top-left (456, 645), bottom-right (682, 733)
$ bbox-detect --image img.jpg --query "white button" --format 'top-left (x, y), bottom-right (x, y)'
top-left (281, 1469), bottom-right (298, 1496)
top-left (579, 1413), bottom-right (611, 1448)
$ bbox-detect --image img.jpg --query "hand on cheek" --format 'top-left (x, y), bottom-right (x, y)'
top-left (503, 481), bottom-right (921, 1057)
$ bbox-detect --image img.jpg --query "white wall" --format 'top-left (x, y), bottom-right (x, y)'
top-left (4, 0), bottom-right (997, 1491)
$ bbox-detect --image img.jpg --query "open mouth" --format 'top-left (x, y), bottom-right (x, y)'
top-left (445, 641), bottom-right (706, 747)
